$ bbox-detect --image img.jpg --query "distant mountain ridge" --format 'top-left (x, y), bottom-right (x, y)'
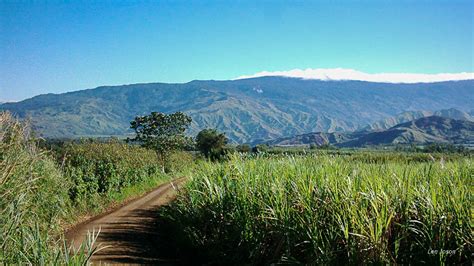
top-left (1, 77), bottom-right (473, 143)
top-left (266, 116), bottom-right (474, 147)
top-left (365, 108), bottom-right (474, 131)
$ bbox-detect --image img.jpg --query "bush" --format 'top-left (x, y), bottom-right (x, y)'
top-left (196, 129), bottom-right (228, 161)
top-left (164, 150), bottom-right (195, 174)
top-left (236, 144), bottom-right (252, 153)
top-left (61, 140), bottom-right (164, 206)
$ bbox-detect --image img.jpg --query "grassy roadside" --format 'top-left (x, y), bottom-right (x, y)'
top-left (55, 141), bottom-right (195, 229)
top-left (107, 173), bottom-right (172, 203)
top-left (1, 112), bottom-right (85, 264)
top-left (62, 173), bottom-right (173, 233)
top-left (0, 112), bottom-right (194, 264)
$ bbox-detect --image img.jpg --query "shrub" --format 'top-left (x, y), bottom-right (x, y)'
top-left (164, 150), bottom-right (195, 174)
top-left (61, 140), bottom-right (164, 205)
top-left (196, 129), bottom-right (228, 161)
top-left (236, 144), bottom-right (252, 153)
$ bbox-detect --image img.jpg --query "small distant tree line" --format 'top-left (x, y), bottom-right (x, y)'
top-left (128, 112), bottom-right (231, 162)
top-left (127, 111), bottom-right (279, 162)
top-left (395, 143), bottom-right (470, 154)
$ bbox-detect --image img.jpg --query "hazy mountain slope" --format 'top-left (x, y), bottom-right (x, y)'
top-left (434, 108), bottom-right (474, 122)
top-left (266, 116), bottom-right (474, 147)
top-left (365, 110), bottom-right (433, 131)
top-left (342, 116), bottom-right (474, 147)
top-left (395, 116), bottom-right (474, 142)
top-left (2, 77), bottom-right (473, 143)
top-left (365, 108), bottom-right (474, 131)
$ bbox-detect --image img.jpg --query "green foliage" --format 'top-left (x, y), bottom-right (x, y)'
top-left (196, 128), bottom-right (228, 160)
top-left (244, 146), bottom-right (469, 162)
top-left (163, 150), bottom-right (196, 174)
top-left (319, 143), bottom-right (336, 150)
top-left (423, 143), bottom-right (468, 153)
top-left (252, 143), bottom-right (268, 153)
top-left (236, 144), bottom-right (252, 153)
top-left (163, 153), bottom-right (472, 264)
top-left (394, 143), bottom-right (470, 154)
top-left (61, 140), bottom-right (165, 208)
top-left (129, 111), bottom-right (192, 158)
top-left (1, 112), bottom-right (178, 264)
top-left (0, 112), bottom-right (93, 264)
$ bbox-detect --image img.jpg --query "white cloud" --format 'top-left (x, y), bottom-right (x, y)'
top-left (235, 68), bottom-right (474, 83)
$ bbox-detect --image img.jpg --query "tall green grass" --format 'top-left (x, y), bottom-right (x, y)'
top-left (1, 112), bottom-right (188, 264)
top-left (59, 140), bottom-right (194, 215)
top-left (164, 153), bottom-right (473, 264)
top-left (0, 112), bottom-right (98, 264)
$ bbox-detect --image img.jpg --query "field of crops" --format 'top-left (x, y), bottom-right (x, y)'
top-left (163, 153), bottom-right (473, 264)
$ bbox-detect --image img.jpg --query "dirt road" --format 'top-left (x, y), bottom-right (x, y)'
top-left (65, 177), bottom-right (186, 264)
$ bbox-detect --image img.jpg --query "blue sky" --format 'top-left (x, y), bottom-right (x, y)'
top-left (1, 0), bottom-right (473, 101)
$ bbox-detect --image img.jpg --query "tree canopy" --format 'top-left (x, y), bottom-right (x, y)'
top-left (236, 144), bottom-right (252, 153)
top-left (128, 112), bottom-right (192, 157)
top-left (196, 128), bottom-right (228, 160)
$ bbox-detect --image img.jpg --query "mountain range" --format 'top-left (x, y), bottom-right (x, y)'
top-left (363, 108), bottom-right (474, 131)
top-left (266, 116), bottom-right (474, 147)
top-left (1, 77), bottom-right (473, 143)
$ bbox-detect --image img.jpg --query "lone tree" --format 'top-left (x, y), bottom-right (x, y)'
top-left (196, 128), bottom-right (228, 160)
top-left (128, 112), bottom-right (192, 161)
